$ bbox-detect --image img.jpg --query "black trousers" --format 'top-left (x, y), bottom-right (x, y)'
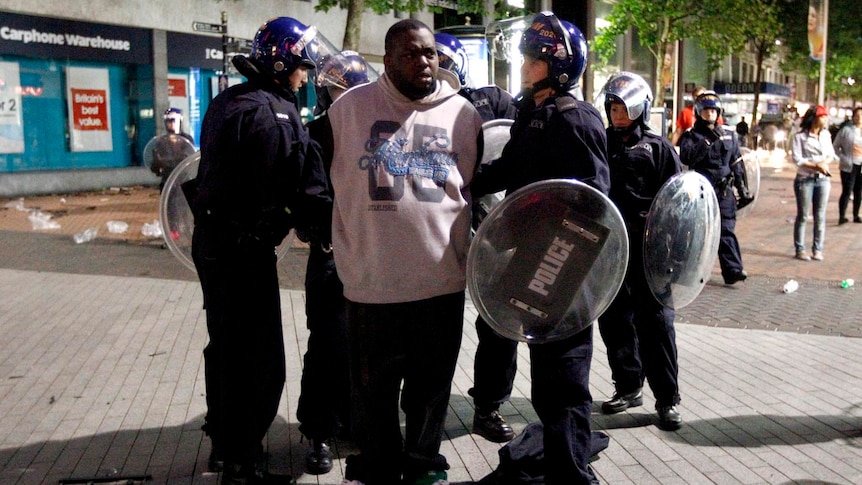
top-left (717, 185), bottom-right (744, 279)
top-left (345, 291), bottom-right (464, 485)
top-left (469, 315), bottom-right (519, 412)
top-left (598, 262), bottom-right (679, 408)
top-left (192, 225), bottom-right (286, 466)
top-left (839, 165), bottom-right (862, 219)
top-left (296, 244), bottom-right (350, 441)
top-left (472, 317), bottom-right (596, 484)
top-left (529, 327), bottom-right (597, 485)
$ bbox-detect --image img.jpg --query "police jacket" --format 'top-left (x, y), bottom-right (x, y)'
top-left (463, 85), bottom-right (517, 123)
top-left (608, 124), bottom-right (681, 235)
top-left (679, 119), bottom-right (743, 187)
top-left (471, 90), bottom-right (610, 198)
top-left (190, 56), bottom-right (330, 246)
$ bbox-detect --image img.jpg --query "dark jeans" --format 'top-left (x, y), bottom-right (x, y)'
top-left (598, 260), bottom-right (679, 408)
top-left (192, 224), bottom-right (286, 466)
top-left (839, 165), bottom-right (862, 220)
top-left (529, 327), bottom-right (597, 485)
top-left (345, 291), bottom-right (464, 485)
top-left (297, 244), bottom-right (350, 441)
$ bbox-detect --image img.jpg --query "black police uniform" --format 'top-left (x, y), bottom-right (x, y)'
top-left (296, 111), bottom-right (351, 444)
top-left (462, 85), bottom-right (518, 122)
top-left (188, 57), bottom-right (329, 470)
top-left (679, 119), bottom-right (746, 282)
top-left (598, 124), bottom-right (682, 410)
top-left (470, 91), bottom-right (609, 485)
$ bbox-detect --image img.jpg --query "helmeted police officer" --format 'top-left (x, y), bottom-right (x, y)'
top-left (469, 12), bottom-right (608, 484)
top-left (187, 16), bottom-right (330, 484)
top-left (595, 71), bottom-right (684, 431)
top-left (150, 108), bottom-right (195, 191)
top-left (297, 49), bottom-right (372, 476)
top-left (679, 91), bottom-right (751, 285)
top-left (434, 32), bottom-right (517, 123)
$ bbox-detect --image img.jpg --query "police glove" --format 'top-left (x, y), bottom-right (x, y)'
top-left (736, 185), bottom-right (754, 209)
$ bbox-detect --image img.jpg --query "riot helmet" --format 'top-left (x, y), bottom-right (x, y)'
top-left (694, 90), bottom-right (723, 120)
top-left (600, 71), bottom-right (652, 128)
top-left (163, 107), bottom-right (183, 134)
top-left (519, 12), bottom-right (587, 92)
top-left (315, 50), bottom-right (370, 91)
top-left (250, 17), bottom-right (319, 83)
top-left (434, 32), bottom-right (470, 88)
top-left (314, 50), bottom-right (371, 114)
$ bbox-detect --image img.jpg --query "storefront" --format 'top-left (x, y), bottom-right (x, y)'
top-left (0, 11), bottom-right (237, 195)
top-left (712, 81), bottom-right (793, 126)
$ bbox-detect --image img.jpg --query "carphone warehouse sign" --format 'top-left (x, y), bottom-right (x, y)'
top-left (0, 11), bottom-right (150, 64)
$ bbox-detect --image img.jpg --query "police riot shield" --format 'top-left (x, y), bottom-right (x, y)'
top-left (473, 119), bottom-right (513, 230)
top-left (734, 147), bottom-right (761, 217)
top-left (159, 152), bottom-right (294, 273)
top-left (468, 179), bottom-right (628, 343)
top-left (643, 171), bottom-right (720, 309)
top-left (143, 134), bottom-right (196, 176)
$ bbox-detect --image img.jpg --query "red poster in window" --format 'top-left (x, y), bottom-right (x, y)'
top-left (71, 88), bottom-right (108, 131)
top-left (168, 78), bottom-right (187, 97)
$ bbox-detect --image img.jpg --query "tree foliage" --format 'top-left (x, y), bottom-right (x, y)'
top-left (778, 0), bottom-right (862, 103)
top-left (315, 0), bottom-right (491, 50)
top-left (592, 0), bottom-right (784, 107)
top-left (591, 0), bottom-right (699, 104)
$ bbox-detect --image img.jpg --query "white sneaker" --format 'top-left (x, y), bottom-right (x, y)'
top-left (812, 251), bottom-right (824, 261)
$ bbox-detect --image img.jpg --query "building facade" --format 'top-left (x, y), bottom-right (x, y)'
top-left (0, 0), bottom-right (426, 196)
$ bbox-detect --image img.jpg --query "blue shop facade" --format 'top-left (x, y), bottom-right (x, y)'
top-left (0, 11), bottom-right (233, 195)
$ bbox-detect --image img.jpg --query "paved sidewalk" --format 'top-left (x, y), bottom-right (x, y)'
top-left (0, 269), bottom-right (860, 484)
top-left (1, 149), bottom-right (861, 484)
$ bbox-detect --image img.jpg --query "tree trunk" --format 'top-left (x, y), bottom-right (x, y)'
top-left (342, 0), bottom-right (365, 51)
top-left (753, 47), bottom-right (764, 128)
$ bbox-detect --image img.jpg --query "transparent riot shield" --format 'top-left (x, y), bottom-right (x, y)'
top-left (485, 16), bottom-right (530, 94)
top-left (734, 147), bottom-right (761, 217)
top-left (468, 179), bottom-right (628, 343)
top-left (643, 171), bottom-right (720, 309)
top-left (159, 152), bottom-right (294, 273)
top-left (473, 119), bottom-right (513, 231)
top-left (142, 134), bottom-right (196, 177)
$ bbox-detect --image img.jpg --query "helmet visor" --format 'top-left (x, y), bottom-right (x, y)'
top-left (291, 25), bottom-right (320, 68)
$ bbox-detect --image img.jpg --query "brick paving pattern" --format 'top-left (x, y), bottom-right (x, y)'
top-left (1, 149), bottom-right (861, 484)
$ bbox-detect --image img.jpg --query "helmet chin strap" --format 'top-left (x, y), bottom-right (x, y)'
top-left (520, 77), bottom-right (554, 99)
top-left (612, 122), bottom-right (639, 136)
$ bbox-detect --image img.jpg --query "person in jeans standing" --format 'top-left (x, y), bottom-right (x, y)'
top-left (833, 107), bottom-right (862, 225)
top-left (792, 105), bottom-right (835, 261)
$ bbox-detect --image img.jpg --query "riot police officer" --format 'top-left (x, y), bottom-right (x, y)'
top-left (187, 16), bottom-right (330, 484)
top-left (679, 91), bottom-right (751, 285)
top-left (434, 32), bottom-right (517, 123)
top-left (469, 12), bottom-right (608, 484)
top-left (435, 32), bottom-right (517, 242)
top-left (149, 108), bottom-right (195, 192)
top-left (595, 72), bottom-right (684, 431)
top-left (297, 50), bottom-right (371, 476)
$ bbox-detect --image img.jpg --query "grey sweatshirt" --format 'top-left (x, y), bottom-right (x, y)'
top-left (329, 69), bottom-right (483, 304)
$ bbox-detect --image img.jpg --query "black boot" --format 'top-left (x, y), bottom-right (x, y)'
top-left (472, 409), bottom-right (515, 443)
top-left (208, 445), bottom-right (224, 472)
top-left (305, 439), bottom-right (333, 475)
top-left (601, 388), bottom-right (643, 414)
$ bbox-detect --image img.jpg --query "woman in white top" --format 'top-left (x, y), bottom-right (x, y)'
top-left (833, 107), bottom-right (862, 224)
top-left (791, 105), bottom-right (835, 261)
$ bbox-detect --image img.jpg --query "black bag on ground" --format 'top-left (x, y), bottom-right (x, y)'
top-left (477, 422), bottom-right (609, 484)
